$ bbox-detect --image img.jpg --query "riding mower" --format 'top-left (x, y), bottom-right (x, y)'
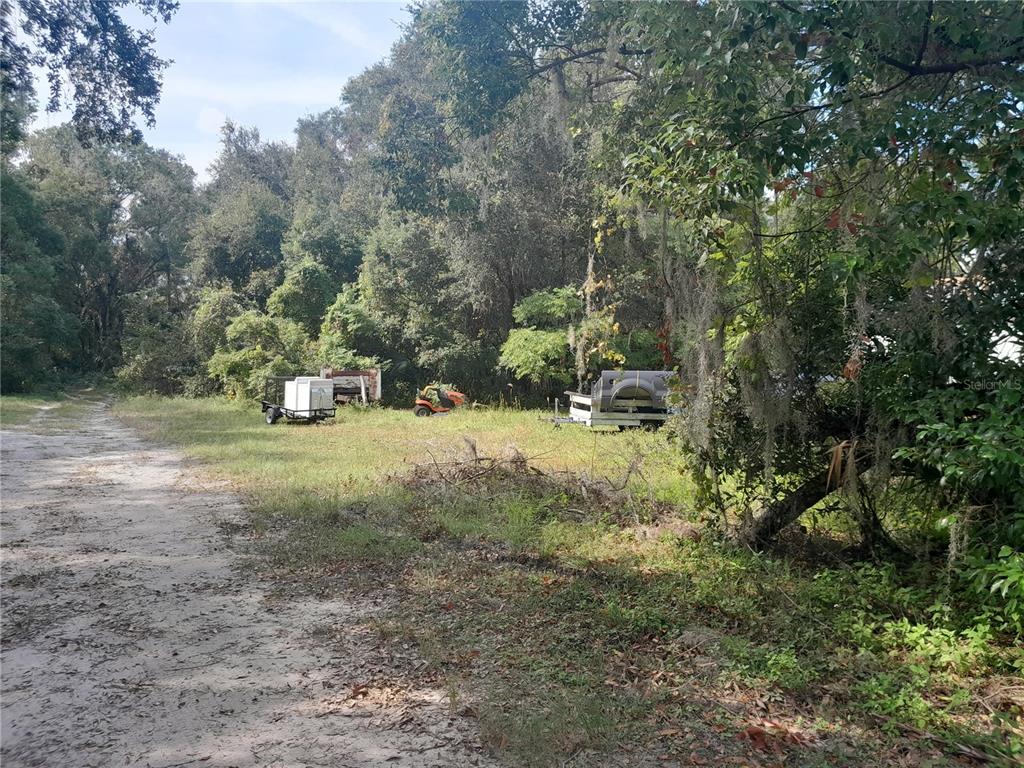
top-left (414, 384), bottom-right (465, 417)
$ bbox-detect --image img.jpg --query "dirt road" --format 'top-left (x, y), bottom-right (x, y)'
top-left (1, 401), bottom-right (489, 768)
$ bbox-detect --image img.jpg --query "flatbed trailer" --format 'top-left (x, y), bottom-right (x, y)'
top-left (260, 376), bottom-right (336, 424)
top-left (563, 391), bottom-right (670, 429)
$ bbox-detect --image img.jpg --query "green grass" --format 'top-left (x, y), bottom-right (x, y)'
top-left (0, 391), bottom-right (95, 428)
top-left (112, 395), bottom-right (1023, 767)
top-left (116, 396), bottom-right (686, 517)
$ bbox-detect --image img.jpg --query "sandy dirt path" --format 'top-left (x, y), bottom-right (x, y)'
top-left (1, 401), bottom-right (490, 768)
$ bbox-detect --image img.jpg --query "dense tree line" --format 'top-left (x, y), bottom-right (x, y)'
top-left (2, 1), bottom-right (1022, 628)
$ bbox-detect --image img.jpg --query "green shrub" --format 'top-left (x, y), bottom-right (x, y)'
top-left (206, 310), bottom-right (311, 399)
top-left (267, 258), bottom-right (337, 335)
top-left (965, 541), bottom-right (1024, 638)
top-left (512, 286), bottom-right (583, 328)
top-left (499, 328), bottom-right (572, 386)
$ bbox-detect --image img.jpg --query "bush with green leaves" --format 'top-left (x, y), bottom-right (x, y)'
top-left (316, 335), bottom-right (380, 374)
top-left (206, 310), bottom-right (311, 400)
top-left (500, 287), bottom-right (660, 392)
top-left (418, 333), bottom-right (499, 393)
top-left (499, 328), bottom-right (572, 387)
top-left (611, 329), bottom-right (664, 371)
top-left (267, 258), bottom-right (337, 336)
top-left (188, 286), bottom-right (245, 361)
top-left (885, 357), bottom-right (1024, 632)
top-left (511, 286), bottom-right (583, 328)
top-left (318, 285), bottom-right (381, 354)
top-left (116, 289), bottom-right (197, 395)
top-left (965, 541), bottom-right (1024, 638)
top-left (895, 385), bottom-right (1024, 510)
top-left (313, 283), bottom-right (389, 374)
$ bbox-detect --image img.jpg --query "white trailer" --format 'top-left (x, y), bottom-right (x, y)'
top-left (261, 376), bottom-right (336, 424)
top-left (562, 370), bottom-right (673, 429)
top-left (564, 391), bottom-right (671, 428)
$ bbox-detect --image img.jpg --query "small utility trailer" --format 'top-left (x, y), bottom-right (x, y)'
top-left (562, 370), bottom-right (673, 429)
top-left (261, 376), bottom-right (336, 424)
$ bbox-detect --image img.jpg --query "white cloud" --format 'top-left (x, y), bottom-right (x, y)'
top-left (162, 140), bottom-right (222, 185)
top-left (275, 3), bottom-right (380, 53)
top-left (196, 105), bottom-right (227, 135)
top-left (166, 75), bottom-right (343, 109)
top-left (177, 0), bottom-right (396, 55)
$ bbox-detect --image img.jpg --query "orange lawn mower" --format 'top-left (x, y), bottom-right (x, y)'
top-left (414, 384), bottom-right (466, 417)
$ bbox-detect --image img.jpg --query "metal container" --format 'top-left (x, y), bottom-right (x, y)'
top-left (284, 377), bottom-right (334, 415)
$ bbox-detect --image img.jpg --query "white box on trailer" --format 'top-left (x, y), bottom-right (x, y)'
top-left (284, 377), bottom-right (333, 413)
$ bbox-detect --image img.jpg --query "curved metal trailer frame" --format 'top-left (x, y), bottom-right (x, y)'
top-left (562, 370), bottom-right (673, 429)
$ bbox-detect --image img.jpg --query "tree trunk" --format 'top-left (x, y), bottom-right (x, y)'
top-left (744, 451), bottom-right (876, 548)
top-left (743, 469), bottom-right (833, 548)
top-left (848, 471), bottom-right (904, 558)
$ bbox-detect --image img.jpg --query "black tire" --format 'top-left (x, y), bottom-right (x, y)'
top-left (265, 407), bottom-right (280, 425)
top-left (414, 405), bottom-right (432, 417)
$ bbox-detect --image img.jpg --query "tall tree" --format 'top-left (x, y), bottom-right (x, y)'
top-left (425, 0), bottom-right (1024, 546)
top-left (283, 110), bottom-right (363, 284)
top-left (189, 125), bottom-right (294, 307)
top-left (23, 126), bottom-right (196, 371)
top-left (0, 167), bottom-right (76, 391)
top-left (1, 0), bottom-right (178, 143)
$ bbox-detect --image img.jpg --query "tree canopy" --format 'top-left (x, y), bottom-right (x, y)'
top-left (1, 0), bottom-right (178, 143)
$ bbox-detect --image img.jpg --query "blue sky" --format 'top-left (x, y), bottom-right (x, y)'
top-left (32, 1), bottom-right (411, 182)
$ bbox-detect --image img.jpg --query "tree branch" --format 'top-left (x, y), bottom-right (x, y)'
top-left (532, 47), bottom-right (607, 76)
top-left (879, 50), bottom-right (1024, 76)
top-left (749, 74), bottom-right (913, 131)
top-left (531, 45), bottom-right (653, 78)
top-left (914, 0), bottom-right (934, 68)
top-left (591, 74), bottom-right (636, 88)
top-left (613, 61), bottom-right (644, 81)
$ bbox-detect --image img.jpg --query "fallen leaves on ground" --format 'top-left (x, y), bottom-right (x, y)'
top-left (737, 719), bottom-right (814, 754)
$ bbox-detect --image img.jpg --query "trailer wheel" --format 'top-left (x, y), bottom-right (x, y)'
top-left (414, 406), bottom-right (432, 417)
top-left (265, 407), bottom-right (280, 425)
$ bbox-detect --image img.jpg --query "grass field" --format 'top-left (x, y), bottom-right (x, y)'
top-left (117, 396), bottom-right (685, 497)
top-left (111, 397), bottom-right (1023, 766)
